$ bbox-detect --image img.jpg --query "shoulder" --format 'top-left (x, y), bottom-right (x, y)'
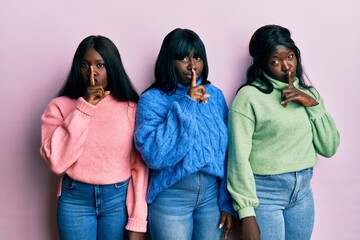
top-left (205, 83), bottom-right (222, 92)
top-left (139, 88), bottom-right (163, 101)
top-left (205, 83), bottom-right (226, 99)
top-left (45, 96), bottom-right (77, 110)
top-left (235, 85), bottom-right (263, 101)
top-left (229, 85), bottom-right (264, 112)
top-left (299, 86), bottom-right (322, 102)
top-left (42, 96), bottom-right (77, 119)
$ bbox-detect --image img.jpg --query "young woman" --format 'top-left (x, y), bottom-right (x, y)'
top-left (227, 25), bottom-right (340, 240)
top-left (134, 28), bottom-right (236, 240)
top-left (40, 35), bottom-right (148, 240)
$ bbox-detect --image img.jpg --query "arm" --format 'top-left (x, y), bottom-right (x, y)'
top-left (134, 92), bottom-right (199, 170)
top-left (125, 148), bottom-right (149, 234)
top-left (305, 89), bottom-right (340, 157)
top-left (281, 76), bottom-right (339, 157)
top-left (227, 109), bottom-right (260, 239)
top-left (40, 98), bottom-right (95, 174)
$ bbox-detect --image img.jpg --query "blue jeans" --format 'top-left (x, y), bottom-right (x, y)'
top-left (254, 168), bottom-right (314, 240)
top-left (148, 172), bottom-right (223, 240)
top-left (57, 175), bottom-right (129, 240)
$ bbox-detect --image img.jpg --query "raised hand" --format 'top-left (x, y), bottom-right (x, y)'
top-left (83, 66), bottom-right (110, 105)
top-left (281, 72), bottom-right (318, 107)
top-left (187, 68), bottom-right (210, 103)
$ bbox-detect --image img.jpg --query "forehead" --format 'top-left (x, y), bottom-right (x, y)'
top-left (82, 48), bottom-right (103, 61)
top-left (271, 45), bottom-right (294, 56)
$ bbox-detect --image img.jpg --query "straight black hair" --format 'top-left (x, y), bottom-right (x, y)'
top-left (146, 28), bottom-right (210, 94)
top-left (58, 35), bottom-right (139, 102)
top-left (241, 24), bottom-right (311, 93)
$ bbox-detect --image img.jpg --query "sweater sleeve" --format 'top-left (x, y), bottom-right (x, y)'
top-left (134, 91), bottom-right (199, 170)
top-left (227, 109), bottom-right (258, 219)
top-left (218, 156), bottom-right (238, 217)
top-left (305, 89), bottom-right (340, 157)
top-left (125, 148), bottom-right (149, 233)
top-left (215, 91), bottom-right (238, 217)
top-left (40, 97), bottom-right (96, 174)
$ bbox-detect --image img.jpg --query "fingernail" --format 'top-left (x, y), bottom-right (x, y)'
top-left (219, 223), bottom-right (223, 229)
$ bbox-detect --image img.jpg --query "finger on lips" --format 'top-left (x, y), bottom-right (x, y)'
top-left (89, 66), bottom-right (95, 86)
top-left (191, 68), bottom-right (197, 87)
top-left (288, 71), bottom-right (294, 88)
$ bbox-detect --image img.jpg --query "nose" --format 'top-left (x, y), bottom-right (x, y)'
top-left (282, 61), bottom-right (290, 72)
top-left (187, 58), bottom-right (196, 70)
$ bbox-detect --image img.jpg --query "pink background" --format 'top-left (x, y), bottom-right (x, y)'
top-left (1, 0), bottom-right (359, 239)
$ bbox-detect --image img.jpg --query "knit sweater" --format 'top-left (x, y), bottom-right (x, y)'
top-left (134, 79), bottom-right (236, 215)
top-left (40, 95), bottom-right (148, 232)
top-left (227, 74), bottom-right (340, 219)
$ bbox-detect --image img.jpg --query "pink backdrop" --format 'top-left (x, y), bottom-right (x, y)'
top-left (1, 0), bottom-right (359, 239)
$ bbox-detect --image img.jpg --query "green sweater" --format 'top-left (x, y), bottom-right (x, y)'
top-left (227, 74), bottom-right (340, 219)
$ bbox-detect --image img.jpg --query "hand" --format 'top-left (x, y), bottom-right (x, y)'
top-left (219, 212), bottom-right (234, 239)
top-left (83, 66), bottom-right (110, 105)
top-left (281, 72), bottom-right (318, 107)
top-left (187, 69), bottom-right (210, 103)
top-left (127, 231), bottom-right (146, 240)
top-left (239, 216), bottom-right (260, 240)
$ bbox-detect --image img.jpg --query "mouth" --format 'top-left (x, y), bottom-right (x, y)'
top-left (184, 72), bottom-right (193, 79)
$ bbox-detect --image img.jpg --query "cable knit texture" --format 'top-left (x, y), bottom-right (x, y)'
top-left (40, 95), bottom-right (148, 232)
top-left (135, 79), bottom-right (236, 215)
top-left (227, 74), bottom-right (340, 219)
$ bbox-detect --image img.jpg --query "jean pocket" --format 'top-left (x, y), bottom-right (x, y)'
top-left (253, 174), bottom-right (275, 180)
top-left (62, 175), bottom-right (75, 189)
top-left (114, 179), bottom-right (130, 189)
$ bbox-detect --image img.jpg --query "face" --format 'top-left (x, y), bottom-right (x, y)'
top-left (175, 51), bottom-right (204, 85)
top-left (266, 45), bottom-right (297, 82)
top-left (80, 47), bottom-right (108, 88)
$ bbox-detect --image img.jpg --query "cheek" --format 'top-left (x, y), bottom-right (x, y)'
top-left (196, 63), bottom-right (204, 74)
top-left (80, 69), bottom-right (88, 83)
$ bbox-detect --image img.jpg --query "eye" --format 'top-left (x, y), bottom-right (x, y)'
top-left (80, 62), bottom-right (89, 68)
top-left (194, 57), bottom-right (202, 62)
top-left (97, 63), bottom-right (106, 68)
top-left (271, 60), bottom-right (279, 65)
top-left (180, 57), bottom-right (189, 62)
top-left (288, 54), bottom-right (294, 60)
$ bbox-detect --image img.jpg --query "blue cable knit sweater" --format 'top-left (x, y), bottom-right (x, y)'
top-left (134, 79), bottom-right (235, 215)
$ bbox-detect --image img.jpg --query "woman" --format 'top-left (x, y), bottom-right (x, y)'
top-left (227, 25), bottom-right (340, 240)
top-left (134, 28), bottom-right (236, 240)
top-left (40, 35), bottom-right (148, 240)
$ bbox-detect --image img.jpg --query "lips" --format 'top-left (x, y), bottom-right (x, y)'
top-left (184, 71), bottom-right (194, 78)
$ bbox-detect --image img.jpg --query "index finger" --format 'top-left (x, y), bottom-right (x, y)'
top-left (89, 66), bottom-right (95, 86)
top-left (288, 71), bottom-right (294, 88)
top-left (191, 68), bottom-right (197, 87)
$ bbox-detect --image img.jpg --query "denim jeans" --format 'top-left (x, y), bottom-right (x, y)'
top-left (57, 175), bottom-right (129, 240)
top-left (148, 172), bottom-right (223, 240)
top-left (254, 168), bottom-right (314, 240)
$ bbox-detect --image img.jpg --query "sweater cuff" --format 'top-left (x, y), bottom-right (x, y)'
top-left (238, 207), bottom-right (256, 219)
top-left (76, 97), bottom-right (96, 116)
top-left (180, 95), bottom-right (198, 112)
top-left (221, 204), bottom-right (238, 217)
top-left (305, 102), bottom-right (325, 120)
top-left (125, 218), bottom-right (147, 233)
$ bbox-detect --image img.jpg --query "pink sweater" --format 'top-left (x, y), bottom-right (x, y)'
top-left (40, 95), bottom-right (148, 232)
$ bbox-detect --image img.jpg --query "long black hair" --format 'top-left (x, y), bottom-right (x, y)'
top-left (146, 28), bottom-right (210, 95)
top-left (58, 35), bottom-right (139, 102)
top-left (242, 24), bottom-right (311, 93)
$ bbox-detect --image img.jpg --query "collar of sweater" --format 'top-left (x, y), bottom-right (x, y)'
top-left (263, 72), bottom-right (300, 90)
top-left (96, 94), bottom-right (116, 106)
top-left (177, 77), bottom-right (203, 94)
